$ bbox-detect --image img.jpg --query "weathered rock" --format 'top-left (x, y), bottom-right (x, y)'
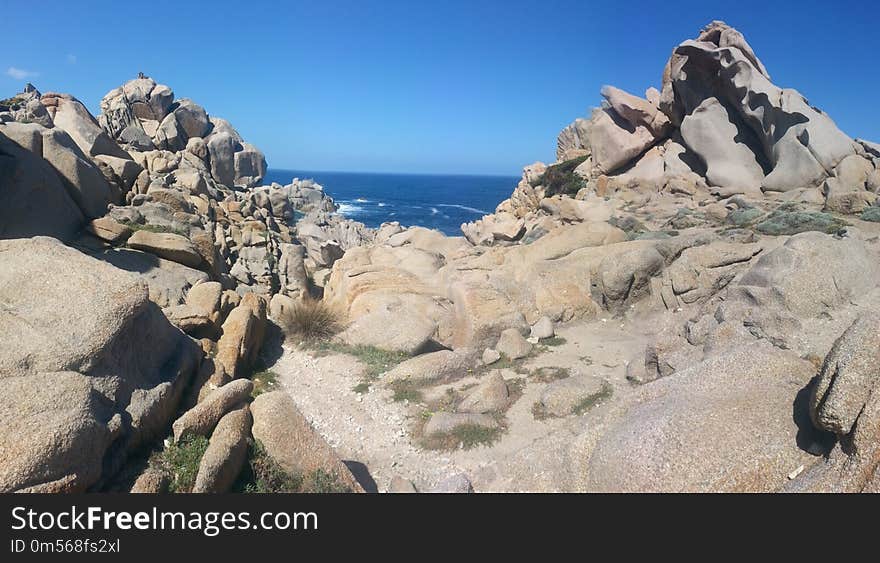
top-left (388, 476), bottom-right (418, 493)
top-left (86, 216), bottom-right (132, 243)
top-left (457, 372), bottom-right (509, 413)
top-left (172, 379), bottom-right (253, 443)
top-left (539, 375), bottom-right (609, 417)
top-left (495, 328), bottom-right (533, 360)
top-left (582, 344), bottom-right (819, 492)
top-left (482, 348), bottom-right (501, 365)
top-left (250, 391), bottom-right (362, 492)
top-left (0, 237), bottom-right (200, 492)
top-left (127, 230), bottom-right (204, 269)
top-left (192, 405), bottom-right (252, 493)
top-left (0, 127), bottom-right (85, 240)
top-left (384, 350), bottom-right (470, 384)
top-left (738, 232), bottom-right (879, 317)
top-left (809, 312), bottom-right (880, 439)
top-left (338, 308), bottom-right (437, 355)
top-left (428, 473), bottom-right (474, 493)
top-left (529, 316), bottom-right (555, 339)
top-left (679, 97), bottom-right (765, 189)
top-left (215, 294), bottom-right (268, 379)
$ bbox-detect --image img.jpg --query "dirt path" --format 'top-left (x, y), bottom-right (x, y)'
top-left (269, 317), bottom-right (657, 492)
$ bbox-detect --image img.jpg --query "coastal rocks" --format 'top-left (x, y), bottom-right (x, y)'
top-left (0, 237), bottom-right (201, 492)
top-left (581, 343), bottom-right (818, 492)
top-left (461, 212), bottom-right (525, 245)
top-left (98, 75), bottom-right (266, 188)
top-left (127, 230), bottom-right (204, 269)
top-left (557, 118), bottom-right (590, 162)
top-left (530, 317), bottom-right (555, 339)
top-left (663, 21), bottom-right (855, 192)
top-left (428, 473), bottom-right (474, 493)
top-left (172, 379), bottom-right (253, 443)
top-left (738, 232), bottom-right (879, 317)
top-left (679, 97), bottom-right (765, 189)
top-left (0, 128), bottom-right (85, 240)
top-left (250, 391), bottom-right (362, 492)
top-left (192, 405), bottom-right (252, 493)
top-left (215, 294), bottom-right (268, 379)
top-left (809, 313), bottom-right (880, 439)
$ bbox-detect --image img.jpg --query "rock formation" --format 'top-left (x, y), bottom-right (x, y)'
top-left (0, 75), bottom-right (373, 493)
top-left (2, 21), bottom-right (880, 493)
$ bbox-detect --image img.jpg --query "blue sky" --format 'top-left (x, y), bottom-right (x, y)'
top-left (3, 1), bottom-right (877, 175)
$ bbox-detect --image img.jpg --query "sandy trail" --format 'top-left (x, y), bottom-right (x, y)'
top-left (269, 317), bottom-right (655, 492)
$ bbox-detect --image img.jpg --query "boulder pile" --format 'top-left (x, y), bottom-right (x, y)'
top-left (0, 76), bottom-right (369, 492)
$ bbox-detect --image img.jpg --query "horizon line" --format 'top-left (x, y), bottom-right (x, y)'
top-left (266, 166), bottom-right (522, 179)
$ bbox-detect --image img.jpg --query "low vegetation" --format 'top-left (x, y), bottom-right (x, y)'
top-left (528, 366), bottom-right (571, 383)
top-left (571, 382), bottom-right (614, 415)
top-left (389, 379), bottom-right (424, 403)
top-left (233, 441), bottom-right (352, 493)
top-left (534, 155), bottom-right (589, 196)
top-left (310, 341), bottom-right (408, 379)
top-left (251, 369), bottom-right (279, 397)
top-left (150, 436), bottom-right (209, 493)
top-left (754, 204), bottom-right (847, 236)
top-left (420, 423), bottom-right (503, 451)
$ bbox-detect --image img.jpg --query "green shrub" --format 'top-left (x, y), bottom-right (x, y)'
top-left (535, 156), bottom-right (589, 196)
top-left (755, 208), bottom-right (847, 236)
top-left (861, 207), bottom-right (880, 223)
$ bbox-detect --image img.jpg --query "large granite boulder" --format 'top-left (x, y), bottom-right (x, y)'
top-left (0, 128), bottom-right (85, 240)
top-left (581, 343), bottom-right (818, 492)
top-left (0, 237), bottom-right (201, 492)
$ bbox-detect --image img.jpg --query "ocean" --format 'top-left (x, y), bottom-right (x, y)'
top-left (263, 169), bottom-right (519, 236)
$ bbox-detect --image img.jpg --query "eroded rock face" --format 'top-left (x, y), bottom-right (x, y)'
top-left (581, 343), bottom-right (817, 492)
top-left (0, 237), bottom-right (201, 492)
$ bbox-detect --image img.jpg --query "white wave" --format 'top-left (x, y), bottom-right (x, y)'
top-left (355, 197), bottom-right (369, 203)
top-left (377, 202), bottom-right (387, 207)
top-left (436, 203), bottom-right (489, 214)
top-left (337, 203), bottom-right (363, 215)
top-left (430, 207), bottom-right (439, 215)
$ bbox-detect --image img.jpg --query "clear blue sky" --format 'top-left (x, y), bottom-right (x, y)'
top-left (3, 1), bottom-right (877, 175)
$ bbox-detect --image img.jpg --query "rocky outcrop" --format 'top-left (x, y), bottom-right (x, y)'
top-left (250, 391), bottom-right (363, 492)
top-left (98, 76), bottom-right (266, 189)
top-left (0, 237), bottom-right (201, 492)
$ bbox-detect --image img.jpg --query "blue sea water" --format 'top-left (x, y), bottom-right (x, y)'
top-left (263, 169), bottom-right (518, 236)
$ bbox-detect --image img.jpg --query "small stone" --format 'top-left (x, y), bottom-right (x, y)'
top-left (482, 348), bottom-right (501, 365)
top-left (530, 316), bottom-right (555, 339)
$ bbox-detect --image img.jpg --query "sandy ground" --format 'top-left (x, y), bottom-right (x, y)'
top-left (268, 315), bottom-right (660, 492)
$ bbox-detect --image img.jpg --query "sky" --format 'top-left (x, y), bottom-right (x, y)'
top-left (3, 0), bottom-right (878, 175)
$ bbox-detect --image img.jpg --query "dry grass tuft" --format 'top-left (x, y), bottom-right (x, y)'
top-left (278, 299), bottom-right (343, 342)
